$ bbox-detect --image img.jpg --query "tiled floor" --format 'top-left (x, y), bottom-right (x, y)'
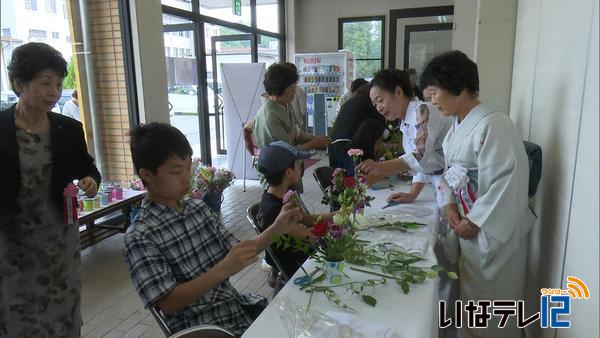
top-left (79, 155), bottom-right (330, 337)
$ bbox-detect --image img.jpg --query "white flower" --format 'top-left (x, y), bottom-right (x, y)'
top-left (444, 164), bottom-right (469, 190)
top-left (382, 128), bottom-right (390, 140)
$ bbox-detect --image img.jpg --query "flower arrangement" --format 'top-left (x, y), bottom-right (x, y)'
top-left (190, 158), bottom-right (235, 199)
top-left (128, 175), bottom-right (146, 191)
top-left (381, 123), bottom-right (404, 160)
top-left (277, 148), bottom-right (457, 311)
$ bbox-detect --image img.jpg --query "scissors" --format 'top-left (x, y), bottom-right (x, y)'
top-left (293, 266), bottom-right (321, 286)
top-left (382, 200), bottom-right (400, 209)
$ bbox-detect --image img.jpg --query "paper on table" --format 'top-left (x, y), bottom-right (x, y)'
top-left (325, 311), bottom-right (402, 338)
top-left (362, 231), bottom-right (430, 257)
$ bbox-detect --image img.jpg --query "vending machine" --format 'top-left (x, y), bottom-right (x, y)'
top-left (294, 51), bottom-right (355, 133)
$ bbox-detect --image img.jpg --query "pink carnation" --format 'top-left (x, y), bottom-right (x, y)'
top-left (282, 190), bottom-right (295, 204)
top-left (347, 148), bottom-right (364, 157)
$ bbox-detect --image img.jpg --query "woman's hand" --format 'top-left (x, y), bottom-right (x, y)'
top-left (446, 203), bottom-right (462, 228)
top-left (356, 159), bottom-right (382, 175)
top-left (78, 177), bottom-right (98, 197)
top-left (453, 218), bottom-right (479, 239)
top-left (387, 192), bottom-right (417, 203)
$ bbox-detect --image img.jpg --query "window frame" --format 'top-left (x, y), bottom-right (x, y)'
top-left (25, 0), bottom-right (38, 11)
top-left (145, 0), bottom-right (286, 164)
top-left (338, 15), bottom-right (385, 76)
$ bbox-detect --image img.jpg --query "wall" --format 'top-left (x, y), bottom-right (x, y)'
top-left (86, 0), bottom-right (135, 182)
top-left (129, 0), bottom-right (170, 124)
top-left (293, 0), bottom-right (453, 66)
top-left (510, 0), bottom-right (599, 337)
top-left (452, 0), bottom-right (517, 115)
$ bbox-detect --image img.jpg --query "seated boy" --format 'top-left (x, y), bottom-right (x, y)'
top-left (256, 141), bottom-right (332, 280)
top-left (123, 123), bottom-right (302, 336)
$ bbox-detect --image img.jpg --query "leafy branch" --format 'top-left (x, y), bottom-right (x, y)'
top-left (303, 277), bottom-right (387, 311)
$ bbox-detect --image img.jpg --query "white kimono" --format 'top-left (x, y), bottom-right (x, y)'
top-left (441, 103), bottom-right (536, 338)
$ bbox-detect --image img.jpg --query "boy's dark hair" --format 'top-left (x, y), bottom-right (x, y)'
top-left (72, 89), bottom-right (78, 99)
top-left (264, 63), bottom-right (299, 96)
top-left (257, 160), bottom-right (296, 187)
top-left (369, 69), bottom-right (414, 99)
top-left (419, 50), bottom-right (479, 96)
top-left (348, 119), bottom-right (386, 161)
top-left (350, 78), bottom-right (369, 93)
top-left (8, 42), bottom-right (68, 96)
top-left (130, 123), bottom-right (193, 180)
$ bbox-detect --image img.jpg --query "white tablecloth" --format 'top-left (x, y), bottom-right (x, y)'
top-left (242, 179), bottom-right (440, 338)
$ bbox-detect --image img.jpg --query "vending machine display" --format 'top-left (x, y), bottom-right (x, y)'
top-left (295, 51), bottom-right (355, 131)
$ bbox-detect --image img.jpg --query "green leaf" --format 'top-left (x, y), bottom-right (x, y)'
top-left (400, 279), bottom-right (410, 294)
top-left (431, 265), bottom-right (444, 272)
top-left (447, 271), bottom-right (458, 280)
top-left (362, 294), bottom-right (377, 307)
top-left (426, 271), bottom-right (438, 279)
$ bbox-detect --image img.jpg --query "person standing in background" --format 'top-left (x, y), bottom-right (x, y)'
top-left (62, 89), bottom-right (81, 122)
top-left (0, 42), bottom-right (101, 338)
top-left (335, 78), bottom-right (369, 114)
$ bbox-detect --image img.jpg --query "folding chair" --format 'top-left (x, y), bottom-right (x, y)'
top-left (246, 203), bottom-right (291, 292)
top-left (168, 325), bottom-right (235, 338)
top-left (243, 126), bottom-right (260, 192)
top-left (151, 306), bottom-right (236, 338)
top-left (150, 306), bottom-right (173, 336)
top-left (312, 166), bottom-right (335, 198)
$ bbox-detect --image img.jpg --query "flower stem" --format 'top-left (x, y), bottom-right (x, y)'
top-left (350, 266), bottom-right (400, 280)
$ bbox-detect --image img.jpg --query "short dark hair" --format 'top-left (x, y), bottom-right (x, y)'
top-left (419, 50), bottom-right (479, 96)
top-left (257, 160), bottom-right (296, 187)
top-left (130, 123), bottom-right (193, 179)
top-left (405, 68), bottom-right (417, 76)
top-left (369, 69), bottom-right (414, 99)
top-left (348, 119), bottom-right (386, 160)
top-left (72, 89), bottom-right (78, 99)
top-left (284, 62), bottom-right (298, 72)
top-left (264, 63), bottom-right (299, 96)
top-left (350, 78), bottom-right (369, 93)
top-left (8, 42), bottom-right (68, 96)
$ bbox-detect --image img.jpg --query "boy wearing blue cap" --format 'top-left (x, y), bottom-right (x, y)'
top-left (256, 141), bottom-right (332, 283)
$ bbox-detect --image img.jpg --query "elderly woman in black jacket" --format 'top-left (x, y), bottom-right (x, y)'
top-left (0, 42), bottom-right (100, 337)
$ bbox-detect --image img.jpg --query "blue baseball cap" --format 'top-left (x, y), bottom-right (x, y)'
top-left (257, 141), bottom-right (311, 176)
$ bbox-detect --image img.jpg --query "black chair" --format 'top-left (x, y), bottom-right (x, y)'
top-left (523, 141), bottom-right (542, 198)
top-left (169, 325), bottom-right (235, 338)
top-left (150, 306), bottom-right (173, 336)
top-left (150, 306), bottom-right (236, 337)
top-left (312, 166), bottom-right (335, 198)
top-left (246, 203), bottom-right (291, 290)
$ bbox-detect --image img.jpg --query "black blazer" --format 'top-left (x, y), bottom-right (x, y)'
top-left (0, 105), bottom-right (101, 215)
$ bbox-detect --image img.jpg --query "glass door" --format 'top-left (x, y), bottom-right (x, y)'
top-left (207, 32), bottom-right (255, 161)
top-left (162, 14), bottom-right (202, 157)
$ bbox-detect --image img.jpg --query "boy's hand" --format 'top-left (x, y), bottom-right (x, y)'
top-left (219, 240), bottom-right (259, 277)
top-left (272, 204), bottom-right (303, 235)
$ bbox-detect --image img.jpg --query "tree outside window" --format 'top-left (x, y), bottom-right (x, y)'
top-left (339, 17), bottom-right (384, 80)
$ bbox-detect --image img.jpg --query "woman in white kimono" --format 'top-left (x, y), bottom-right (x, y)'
top-left (420, 51), bottom-right (536, 338)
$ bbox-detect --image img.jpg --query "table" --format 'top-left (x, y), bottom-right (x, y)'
top-left (242, 179), bottom-right (440, 338)
top-left (78, 189), bottom-right (146, 247)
